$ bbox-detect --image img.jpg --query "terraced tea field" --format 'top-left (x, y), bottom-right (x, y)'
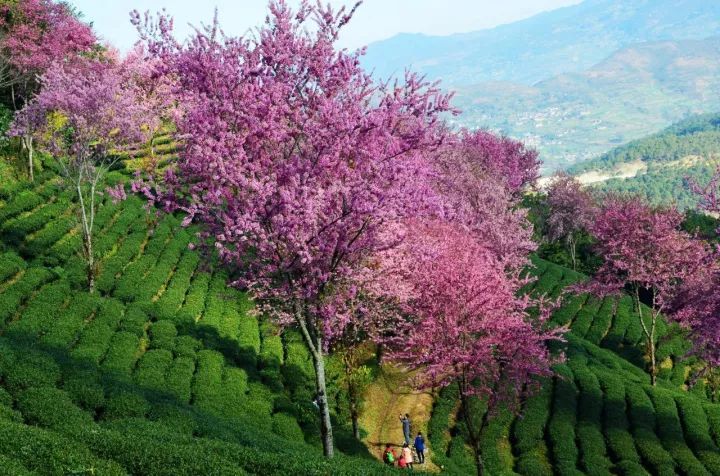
top-left (1, 164), bottom-right (719, 475)
top-left (0, 166), bottom-right (396, 475)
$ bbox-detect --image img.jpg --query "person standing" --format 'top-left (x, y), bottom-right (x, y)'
top-left (402, 442), bottom-right (414, 469)
top-left (414, 431), bottom-right (426, 464)
top-left (400, 413), bottom-right (412, 445)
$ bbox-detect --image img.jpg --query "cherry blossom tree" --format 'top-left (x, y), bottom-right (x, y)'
top-left (433, 137), bottom-right (537, 274)
top-left (0, 0), bottom-right (96, 181)
top-left (587, 196), bottom-right (712, 385)
top-left (445, 129), bottom-right (541, 196)
top-left (368, 219), bottom-right (563, 476)
top-left (11, 53), bottom-right (162, 291)
top-left (545, 173), bottom-right (595, 270)
top-left (670, 267), bottom-right (720, 399)
top-left (133, 1), bottom-right (453, 457)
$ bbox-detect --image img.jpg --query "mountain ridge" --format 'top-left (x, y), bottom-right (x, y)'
top-left (362, 0), bottom-right (720, 87)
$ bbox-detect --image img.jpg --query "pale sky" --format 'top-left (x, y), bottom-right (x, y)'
top-left (70, 0), bottom-right (582, 51)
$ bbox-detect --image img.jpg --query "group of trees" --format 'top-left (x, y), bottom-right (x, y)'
top-left (540, 170), bottom-right (720, 388)
top-left (5, 1), bottom-right (720, 475)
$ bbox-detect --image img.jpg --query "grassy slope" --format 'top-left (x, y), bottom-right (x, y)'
top-left (0, 162), bottom-right (403, 475)
top-left (427, 257), bottom-right (720, 475)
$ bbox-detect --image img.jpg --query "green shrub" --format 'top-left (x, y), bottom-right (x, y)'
top-left (4, 350), bottom-right (61, 392)
top-left (65, 370), bottom-right (106, 411)
top-left (648, 388), bottom-right (710, 475)
top-left (0, 190), bottom-right (43, 222)
top-left (96, 230), bottom-right (146, 294)
top-left (479, 407), bottom-right (518, 476)
top-left (192, 349), bottom-right (224, 411)
top-left (675, 395), bottom-right (720, 474)
top-left (101, 331), bottom-right (141, 380)
top-left (40, 292), bottom-right (98, 349)
top-left (118, 303), bottom-right (149, 337)
top-left (150, 320), bottom-right (177, 351)
top-left (0, 454), bottom-right (33, 475)
top-left (272, 412), bottom-right (304, 441)
top-left (552, 293), bottom-right (587, 327)
top-left (0, 419), bottom-right (126, 476)
top-left (5, 280), bottom-right (70, 343)
top-left (135, 349), bottom-right (174, 393)
top-left (17, 387), bottom-right (93, 434)
top-left (584, 296), bottom-right (614, 345)
top-left (571, 297), bottom-right (602, 338)
top-left (513, 381), bottom-right (553, 475)
top-left (625, 383), bottom-right (676, 475)
top-left (179, 271), bottom-right (211, 323)
top-left (547, 365), bottom-right (582, 476)
top-left (165, 356), bottom-right (195, 404)
top-left (592, 367), bottom-right (641, 465)
top-left (0, 251), bottom-right (25, 283)
top-left (103, 390), bottom-right (150, 420)
top-left (0, 267), bottom-right (53, 324)
top-left (174, 335), bottom-right (201, 358)
top-left (569, 360), bottom-right (613, 476)
top-left (154, 251), bottom-right (199, 321)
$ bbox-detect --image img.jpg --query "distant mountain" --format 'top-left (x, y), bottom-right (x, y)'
top-left (567, 112), bottom-right (720, 209)
top-left (453, 36), bottom-right (720, 170)
top-left (362, 0), bottom-right (720, 86)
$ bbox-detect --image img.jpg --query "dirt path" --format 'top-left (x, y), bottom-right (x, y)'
top-left (359, 365), bottom-right (441, 472)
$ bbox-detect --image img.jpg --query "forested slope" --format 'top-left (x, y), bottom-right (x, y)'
top-left (567, 113), bottom-right (720, 208)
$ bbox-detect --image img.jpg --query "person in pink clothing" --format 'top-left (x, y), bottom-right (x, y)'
top-left (402, 442), bottom-right (414, 469)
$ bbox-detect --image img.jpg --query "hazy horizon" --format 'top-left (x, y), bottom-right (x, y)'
top-left (70, 0), bottom-right (582, 52)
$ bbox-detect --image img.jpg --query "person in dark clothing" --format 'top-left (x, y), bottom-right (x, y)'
top-left (414, 431), bottom-right (426, 464)
top-left (400, 413), bottom-right (411, 445)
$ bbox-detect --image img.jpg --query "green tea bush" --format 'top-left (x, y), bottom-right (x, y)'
top-left (178, 271), bottom-right (211, 324)
top-left (0, 251), bottom-right (25, 283)
top-left (592, 367), bottom-right (642, 465)
top-left (551, 293), bottom-right (587, 327)
top-left (675, 395), bottom-right (720, 473)
top-left (63, 367), bottom-right (106, 410)
top-left (0, 419), bottom-right (126, 475)
top-left (150, 320), bottom-right (178, 351)
top-left (272, 412), bottom-right (304, 441)
top-left (569, 360), bottom-right (613, 475)
top-left (101, 331), bottom-right (141, 379)
top-left (649, 388), bottom-right (710, 475)
top-left (165, 356), bottom-right (195, 404)
top-left (23, 216), bottom-right (76, 257)
top-left (103, 390), bottom-right (151, 420)
top-left (154, 251), bottom-right (199, 321)
top-left (513, 381), bottom-right (553, 476)
top-left (479, 407), bottom-right (518, 476)
top-left (547, 365), bottom-right (582, 476)
top-left (174, 334), bottom-right (201, 358)
top-left (96, 230), bottom-right (146, 294)
top-left (584, 296), bottom-right (614, 345)
top-left (71, 299), bottom-right (124, 365)
top-left (0, 267), bottom-right (53, 323)
top-left (119, 303), bottom-right (149, 336)
top-left (571, 297), bottom-right (602, 338)
top-left (17, 387), bottom-right (94, 433)
top-left (624, 383), bottom-right (676, 475)
top-left (40, 292), bottom-right (98, 349)
top-left (135, 349), bottom-right (174, 393)
top-left (4, 350), bottom-right (61, 393)
top-left (0, 190), bottom-right (43, 222)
